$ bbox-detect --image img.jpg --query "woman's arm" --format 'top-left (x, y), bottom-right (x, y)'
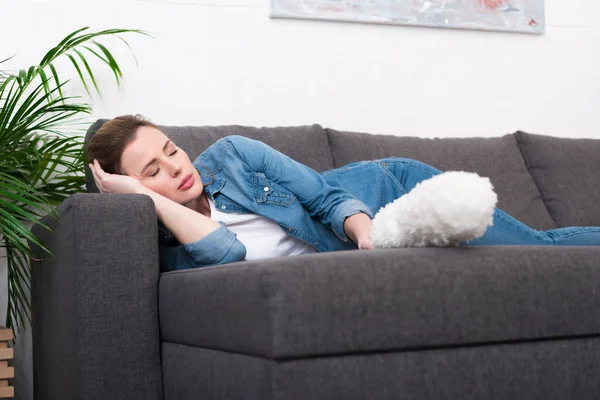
top-left (136, 187), bottom-right (220, 244)
top-left (222, 136), bottom-right (374, 248)
top-left (138, 188), bottom-right (247, 268)
top-left (343, 213), bottom-right (374, 250)
top-left (90, 159), bottom-right (220, 243)
top-left (140, 188), bottom-right (246, 268)
top-left (90, 160), bottom-right (246, 268)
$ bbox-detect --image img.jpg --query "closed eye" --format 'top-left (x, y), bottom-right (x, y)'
top-left (149, 148), bottom-right (178, 177)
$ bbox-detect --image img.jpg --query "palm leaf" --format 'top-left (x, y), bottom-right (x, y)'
top-left (0, 27), bottom-right (150, 334)
top-left (6, 246), bottom-right (31, 332)
top-left (48, 64), bottom-right (64, 100)
top-left (92, 41), bottom-right (123, 85)
top-left (38, 27), bottom-right (90, 66)
top-left (73, 49), bottom-right (100, 96)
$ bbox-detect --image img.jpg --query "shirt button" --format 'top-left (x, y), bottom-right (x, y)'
top-left (287, 227), bottom-right (292, 232)
top-left (221, 205), bottom-right (226, 210)
top-left (264, 187), bottom-right (269, 192)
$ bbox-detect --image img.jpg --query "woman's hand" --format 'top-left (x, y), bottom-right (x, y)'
top-left (89, 159), bottom-right (146, 194)
top-left (343, 213), bottom-right (374, 250)
top-left (357, 236), bottom-right (374, 251)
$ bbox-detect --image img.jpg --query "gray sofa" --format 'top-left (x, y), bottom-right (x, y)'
top-left (31, 121), bottom-right (600, 399)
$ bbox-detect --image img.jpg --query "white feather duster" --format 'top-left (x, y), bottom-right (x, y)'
top-left (370, 171), bottom-right (497, 248)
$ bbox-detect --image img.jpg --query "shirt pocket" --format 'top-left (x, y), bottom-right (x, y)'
top-left (253, 172), bottom-right (297, 206)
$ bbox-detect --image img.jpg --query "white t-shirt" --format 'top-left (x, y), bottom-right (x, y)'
top-left (208, 197), bottom-right (317, 261)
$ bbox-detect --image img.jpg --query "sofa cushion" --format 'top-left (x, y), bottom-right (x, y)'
top-left (85, 120), bottom-right (334, 193)
top-left (515, 131), bottom-right (600, 227)
top-left (327, 128), bottom-right (556, 230)
top-left (159, 247), bottom-right (600, 359)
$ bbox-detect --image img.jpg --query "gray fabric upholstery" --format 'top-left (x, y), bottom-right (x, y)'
top-left (31, 194), bottom-right (163, 400)
top-left (31, 121), bottom-right (600, 399)
top-left (85, 120), bottom-right (333, 193)
top-left (159, 246), bottom-right (600, 359)
top-left (162, 343), bottom-right (271, 400)
top-left (163, 338), bottom-right (600, 400)
top-left (327, 128), bottom-right (556, 230)
top-left (515, 131), bottom-right (600, 227)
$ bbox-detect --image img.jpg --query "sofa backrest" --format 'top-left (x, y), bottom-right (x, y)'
top-left (85, 120), bottom-right (600, 230)
top-left (327, 128), bottom-right (557, 230)
top-left (516, 131), bottom-right (600, 228)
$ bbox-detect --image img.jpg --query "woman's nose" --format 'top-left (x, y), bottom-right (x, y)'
top-left (167, 160), bottom-right (182, 177)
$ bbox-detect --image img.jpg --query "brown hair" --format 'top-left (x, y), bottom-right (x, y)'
top-left (86, 114), bottom-right (158, 174)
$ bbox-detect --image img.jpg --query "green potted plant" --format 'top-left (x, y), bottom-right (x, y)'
top-left (0, 27), bottom-right (149, 334)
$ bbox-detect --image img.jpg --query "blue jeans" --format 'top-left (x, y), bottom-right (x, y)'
top-left (385, 158), bottom-right (600, 246)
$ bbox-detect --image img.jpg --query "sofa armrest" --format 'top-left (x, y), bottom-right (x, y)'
top-left (31, 193), bottom-right (163, 400)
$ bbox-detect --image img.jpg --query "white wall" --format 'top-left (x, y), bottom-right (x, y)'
top-left (1, 0), bottom-right (599, 140)
top-left (1, 0), bottom-right (599, 398)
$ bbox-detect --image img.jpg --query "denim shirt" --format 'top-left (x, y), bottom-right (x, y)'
top-left (159, 135), bottom-right (405, 271)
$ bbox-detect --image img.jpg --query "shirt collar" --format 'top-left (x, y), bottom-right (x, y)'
top-left (192, 139), bottom-right (228, 198)
top-left (203, 177), bottom-right (225, 198)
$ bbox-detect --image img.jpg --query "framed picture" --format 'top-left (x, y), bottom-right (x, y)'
top-left (271, 0), bottom-right (545, 34)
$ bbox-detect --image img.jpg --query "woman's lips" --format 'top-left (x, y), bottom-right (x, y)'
top-left (178, 173), bottom-right (194, 191)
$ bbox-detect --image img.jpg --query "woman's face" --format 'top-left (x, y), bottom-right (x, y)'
top-left (120, 126), bottom-right (204, 206)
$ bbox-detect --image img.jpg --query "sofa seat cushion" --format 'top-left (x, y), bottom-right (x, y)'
top-left (85, 121), bottom-right (334, 193)
top-left (516, 131), bottom-right (600, 227)
top-left (159, 247), bottom-right (600, 359)
top-left (327, 129), bottom-right (556, 230)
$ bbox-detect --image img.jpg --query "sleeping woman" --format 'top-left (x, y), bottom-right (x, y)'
top-left (86, 115), bottom-right (600, 271)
